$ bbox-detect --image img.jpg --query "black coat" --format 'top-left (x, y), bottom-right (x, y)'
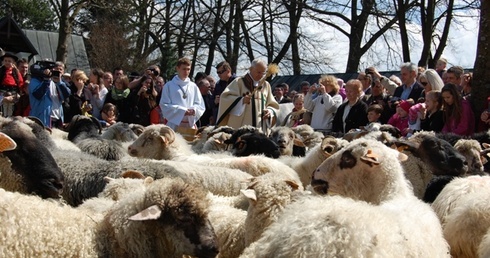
top-left (332, 99), bottom-right (369, 133)
top-left (393, 82), bottom-right (424, 101)
top-left (420, 109), bottom-right (444, 133)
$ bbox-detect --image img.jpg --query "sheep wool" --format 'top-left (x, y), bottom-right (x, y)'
top-left (432, 176), bottom-right (490, 258)
top-left (241, 139), bottom-right (449, 257)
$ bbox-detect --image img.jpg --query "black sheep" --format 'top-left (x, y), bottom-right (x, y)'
top-left (0, 119), bottom-right (65, 199)
top-left (233, 132), bottom-right (281, 159)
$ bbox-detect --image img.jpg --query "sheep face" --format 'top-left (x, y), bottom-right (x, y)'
top-left (127, 179), bottom-right (219, 257)
top-left (1, 122), bottom-right (64, 199)
top-left (311, 139), bottom-right (408, 204)
top-left (454, 139), bottom-right (485, 175)
top-left (270, 127), bottom-right (295, 156)
top-left (127, 125), bottom-right (175, 159)
top-left (417, 136), bottom-right (468, 176)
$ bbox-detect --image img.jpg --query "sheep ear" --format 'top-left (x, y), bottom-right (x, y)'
top-left (128, 205), bottom-right (162, 221)
top-left (160, 135), bottom-right (169, 145)
top-left (293, 138), bottom-right (306, 148)
top-left (481, 155), bottom-right (488, 165)
top-left (0, 132), bottom-right (17, 152)
top-left (483, 143), bottom-right (490, 149)
top-left (240, 189), bottom-right (257, 201)
top-left (144, 177), bottom-right (154, 185)
top-left (360, 149), bottom-right (381, 166)
top-left (103, 176), bottom-right (115, 183)
top-left (398, 152), bottom-right (408, 161)
top-left (285, 180), bottom-right (300, 191)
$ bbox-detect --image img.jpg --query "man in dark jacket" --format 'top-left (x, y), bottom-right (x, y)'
top-left (393, 62), bottom-right (424, 101)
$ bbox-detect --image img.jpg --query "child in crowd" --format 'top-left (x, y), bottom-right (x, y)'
top-left (388, 99), bottom-right (412, 137)
top-left (282, 93), bottom-right (307, 127)
top-left (407, 102), bottom-right (425, 137)
top-left (420, 91), bottom-right (444, 132)
top-left (101, 103), bottom-right (117, 127)
top-left (363, 104), bottom-right (383, 130)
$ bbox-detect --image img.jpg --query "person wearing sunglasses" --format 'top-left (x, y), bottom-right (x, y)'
top-left (418, 69), bottom-right (444, 101)
top-left (213, 61), bottom-right (236, 125)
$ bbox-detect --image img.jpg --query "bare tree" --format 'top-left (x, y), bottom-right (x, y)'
top-left (304, 0), bottom-right (401, 72)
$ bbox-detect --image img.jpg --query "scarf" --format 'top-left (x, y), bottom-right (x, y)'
top-left (111, 88), bottom-right (130, 100)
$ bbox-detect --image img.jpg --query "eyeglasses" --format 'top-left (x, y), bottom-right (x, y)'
top-left (217, 69), bottom-right (226, 75)
top-left (420, 81), bottom-right (428, 86)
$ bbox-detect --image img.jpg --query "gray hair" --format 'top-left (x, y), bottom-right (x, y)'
top-left (55, 61), bottom-right (65, 68)
top-left (400, 62), bottom-right (418, 74)
top-left (250, 59), bottom-right (267, 69)
top-left (198, 79), bottom-right (210, 88)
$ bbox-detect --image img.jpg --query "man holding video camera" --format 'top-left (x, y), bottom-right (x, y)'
top-left (28, 60), bottom-right (71, 128)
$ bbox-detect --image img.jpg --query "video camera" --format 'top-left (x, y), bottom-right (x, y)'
top-left (29, 60), bottom-right (58, 79)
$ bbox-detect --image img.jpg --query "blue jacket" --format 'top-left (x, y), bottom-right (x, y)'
top-left (28, 77), bottom-right (70, 128)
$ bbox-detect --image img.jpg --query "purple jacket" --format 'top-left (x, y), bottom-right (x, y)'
top-left (442, 99), bottom-right (475, 136)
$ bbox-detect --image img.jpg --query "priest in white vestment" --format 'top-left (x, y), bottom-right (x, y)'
top-left (160, 57), bottom-right (205, 130)
top-left (216, 59), bottom-right (279, 131)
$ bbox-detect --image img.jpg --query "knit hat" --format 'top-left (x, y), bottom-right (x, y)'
top-left (398, 100), bottom-right (411, 113)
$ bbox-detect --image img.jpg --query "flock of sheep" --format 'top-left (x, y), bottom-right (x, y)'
top-left (0, 114), bottom-right (489, 257)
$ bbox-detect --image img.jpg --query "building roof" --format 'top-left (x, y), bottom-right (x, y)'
top-left (0, 16), bottom-right (90, 72)
top-left (0, 16), bottom-right (38, 56)
top-left (23, 29), bottom-right (90, 72)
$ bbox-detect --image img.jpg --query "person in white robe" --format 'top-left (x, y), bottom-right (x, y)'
top-left (216, 59), bottom-right (279, 131)
top-left (160, 57), bottom-right (205, 130)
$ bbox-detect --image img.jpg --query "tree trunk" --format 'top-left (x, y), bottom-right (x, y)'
top-left (472, 0), bottom-right (490, 129)
top-left (56, 0), bottom-right (70, 63)
top-left (397, 0), bottom-right (411, 63)
top-left (418, 0), bottom-right (435, 67)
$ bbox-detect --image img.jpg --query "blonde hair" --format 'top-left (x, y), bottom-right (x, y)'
top-left (72, 70), bottom-right (89, 82)
top-left (292, 93), bottom-right (304, 103)
top-left (319, 75), bottom-right (340, 95)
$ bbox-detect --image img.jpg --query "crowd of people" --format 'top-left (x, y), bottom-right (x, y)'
top-left (276, 59), bottom-right (486, 137)
top-left (0, 49), bottom-right (488, 137)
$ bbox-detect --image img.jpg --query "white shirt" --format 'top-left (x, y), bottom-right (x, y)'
top-left (160, 75), bottom-right (206, 130)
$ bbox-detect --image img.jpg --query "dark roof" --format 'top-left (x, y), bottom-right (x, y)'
top-left (0, 16), bottom-right (38, 56)
top-left (270, 71), bottom-right (400, 92)
top-left (23, 29), bottom-right (90, 72)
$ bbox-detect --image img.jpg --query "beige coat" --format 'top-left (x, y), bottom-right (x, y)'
top-left (217, 73), bottom-right (279, 130)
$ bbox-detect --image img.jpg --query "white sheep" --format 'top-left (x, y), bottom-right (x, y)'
top-left (240, 172), bottom-right (305, 247)
top-left (241, 139), bottom-right (449, 257)
top-left (128, 124), bottom-right (195, 160)
top-left (126, 124), bottom-right (302, 186)
top-left (49, 148), bottom-right (253, 206)
top-left (279, 136), bottom-right (348, 186)
top-left (431, 176), bottom-right (490, 258)
top-left (0, 177), bottom-right (219, 257)
top-left (207, 199), bottom-right (247, 258)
